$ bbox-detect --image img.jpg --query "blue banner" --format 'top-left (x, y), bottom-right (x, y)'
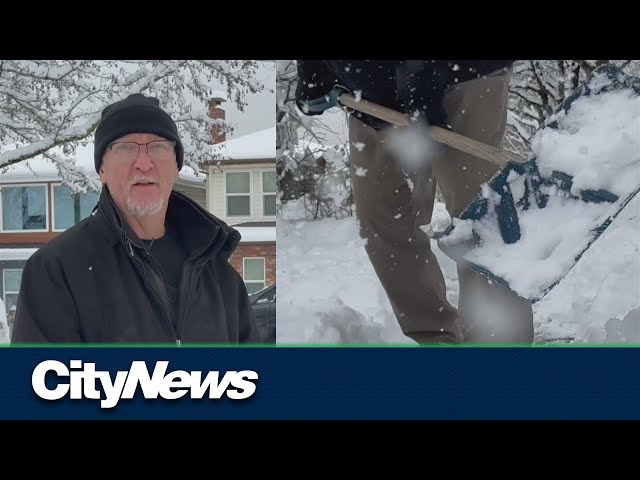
top-left (1, 346), bottom-right (640, 420)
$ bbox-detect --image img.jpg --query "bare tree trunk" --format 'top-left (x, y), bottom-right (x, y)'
top-left (570, 60), bottom-right (581, 91)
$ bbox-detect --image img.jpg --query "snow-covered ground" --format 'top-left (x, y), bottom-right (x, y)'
top-left (0, 299), bottom-right (9, 343)
top-left (276, 195), bottom-right (640, 344)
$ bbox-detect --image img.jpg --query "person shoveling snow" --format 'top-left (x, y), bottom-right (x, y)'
top-left (296, 59), bottom-right (534, 344)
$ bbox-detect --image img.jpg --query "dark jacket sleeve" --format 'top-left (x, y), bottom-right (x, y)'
top-left (394, 61), bottom-right (452, 128)
top-left (10, 250), bottom-right (82, 344)
top-left (295, 60), bottom-right (453, 129)
top-left (295, 60), bottom-right (339, 115)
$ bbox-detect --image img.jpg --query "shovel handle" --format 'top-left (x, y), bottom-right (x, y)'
top-left (338, 93), bottom-right (526, 167)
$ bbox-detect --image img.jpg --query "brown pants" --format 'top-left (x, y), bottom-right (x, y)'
top-left (348, 69), bottom-right (534, 344)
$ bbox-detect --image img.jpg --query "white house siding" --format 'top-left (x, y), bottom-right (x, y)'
top-left (173, 182), bottom-right (206, 210)
top-left (206, 163), bottom-right (276, 225)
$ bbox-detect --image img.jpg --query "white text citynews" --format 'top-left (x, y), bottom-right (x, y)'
top-left (32, 360), bottom-right (258, 409)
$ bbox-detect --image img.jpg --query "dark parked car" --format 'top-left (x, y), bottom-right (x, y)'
top-left (249, 283), bottom-right (276, 343)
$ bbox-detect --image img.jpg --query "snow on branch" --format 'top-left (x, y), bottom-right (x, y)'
top-left (0, 60), bottom-right (269, 191)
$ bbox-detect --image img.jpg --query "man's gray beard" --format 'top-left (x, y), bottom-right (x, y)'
top-left (126, 196), bottom-right (164, 217)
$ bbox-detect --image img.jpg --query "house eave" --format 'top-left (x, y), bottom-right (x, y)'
top-left (202, 158), bottom-right (275, 167)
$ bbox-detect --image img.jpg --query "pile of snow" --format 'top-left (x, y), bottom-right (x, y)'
top-left (0, 298), bottom-right (9, 344)
top-left (419, 201), bottom-right (451, 238)
top-left (601, 308), bottom-right (640, 343)
top-left (276, 216), bottom-right (410, 344)
top-left (276, 204), bottom-right (459, 344)
top-left (532, 190), bottom-right (639, 343)
top-left (439, 73), bottom-right (640, 301)
top-left (278, 193), bottom-right (639, 344)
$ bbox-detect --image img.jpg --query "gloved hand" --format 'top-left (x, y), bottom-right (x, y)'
top-left (298, 88), bottom-right (345, 115)
top-left (297, 86), bottom-right (348, 115)
top-left (295, 60), bottom-right (341, 116)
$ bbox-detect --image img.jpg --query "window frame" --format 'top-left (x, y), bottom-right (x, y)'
top-left (0, 183), bottom-right (49, 233)
top-left (51, 183), bottom-right (100, 232)
top-left (2, 268), bottom-right (22, 314)
top-left (242, 257), bottom-right (266, 294)
top-left (260, 169), bottom-right (277, 219)
top-left (224, 170), bottom-right (253, 218)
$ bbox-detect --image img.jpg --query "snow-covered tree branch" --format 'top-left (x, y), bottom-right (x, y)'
top-left (0, 60), bottom-right (270, 193)
top-left (277, 60), bottom-right (640, 217)
top-left (276, 60), bottom-right (352, 220)
top-left (504, 60), bottom-right (640, 156)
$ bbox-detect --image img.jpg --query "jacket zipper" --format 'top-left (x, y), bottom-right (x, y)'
top-left (122, 217), bottom-right (230, 345)
top-left (100, 202), bottom-right (235, 347)
top-left (127, 238), bottom-right (179, 346)
top-left (144, 246), bottom-right (181, 346)
top-left (177, 264), bottom-right (192, 344)
top-left (176, 241), bottom-right (225, 343)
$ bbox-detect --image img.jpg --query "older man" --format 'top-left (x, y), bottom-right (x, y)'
top-left (11, 93), bottom-right (261, 344)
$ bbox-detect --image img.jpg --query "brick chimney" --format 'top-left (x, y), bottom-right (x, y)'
top-left (208, 92), bottom-right (227, 144)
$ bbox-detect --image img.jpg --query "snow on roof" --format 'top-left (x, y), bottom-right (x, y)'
top-left (234, 226), bottom-right (276, 242)
top-left (177, 165), bottom-right (206, 183)
top-left (209, 126), bottom-right (276, 161)
top-left (0, 143), bottom-right (94, 183)
top-left (210, 91), bottom-right (227, 102)
top-left (0, 142), bottom-right (204, 184)
top-left (0, 248), bottom-right (38, 261)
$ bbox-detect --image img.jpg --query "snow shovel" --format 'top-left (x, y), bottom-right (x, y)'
top-left (336, 63), bottom-right (640, 303)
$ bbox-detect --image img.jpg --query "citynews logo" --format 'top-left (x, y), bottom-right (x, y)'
top-left (32, 360), bottom-right (259, 409)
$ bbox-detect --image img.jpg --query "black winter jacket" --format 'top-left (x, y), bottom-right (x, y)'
top-left (10, 187), bottom-right (262, 344)
top-left (295, 60), bottom-right (515, 129)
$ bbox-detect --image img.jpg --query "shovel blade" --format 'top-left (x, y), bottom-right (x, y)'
top-left (437, 64), bottom-right (640, 303)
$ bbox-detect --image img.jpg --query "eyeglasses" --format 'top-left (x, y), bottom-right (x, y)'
top-left (108, 140), bottom-right (176, 162)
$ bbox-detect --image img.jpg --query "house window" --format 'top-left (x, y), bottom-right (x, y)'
top-left (1, 185), bottom-right (47, 231)
top-left (243, 257), bottom-right (265, 294)
top-left (53, 185), bottom-right (99, 230)
top-left (3, 269), bottom-right (22, 314)
top-left (262, 171), bottom-right (276, 217)
top-left (226, 172), bottom-right (251, 217)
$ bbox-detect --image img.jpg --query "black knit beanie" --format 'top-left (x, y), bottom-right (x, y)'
top-left (94, 93), bottom-right (183, 173)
